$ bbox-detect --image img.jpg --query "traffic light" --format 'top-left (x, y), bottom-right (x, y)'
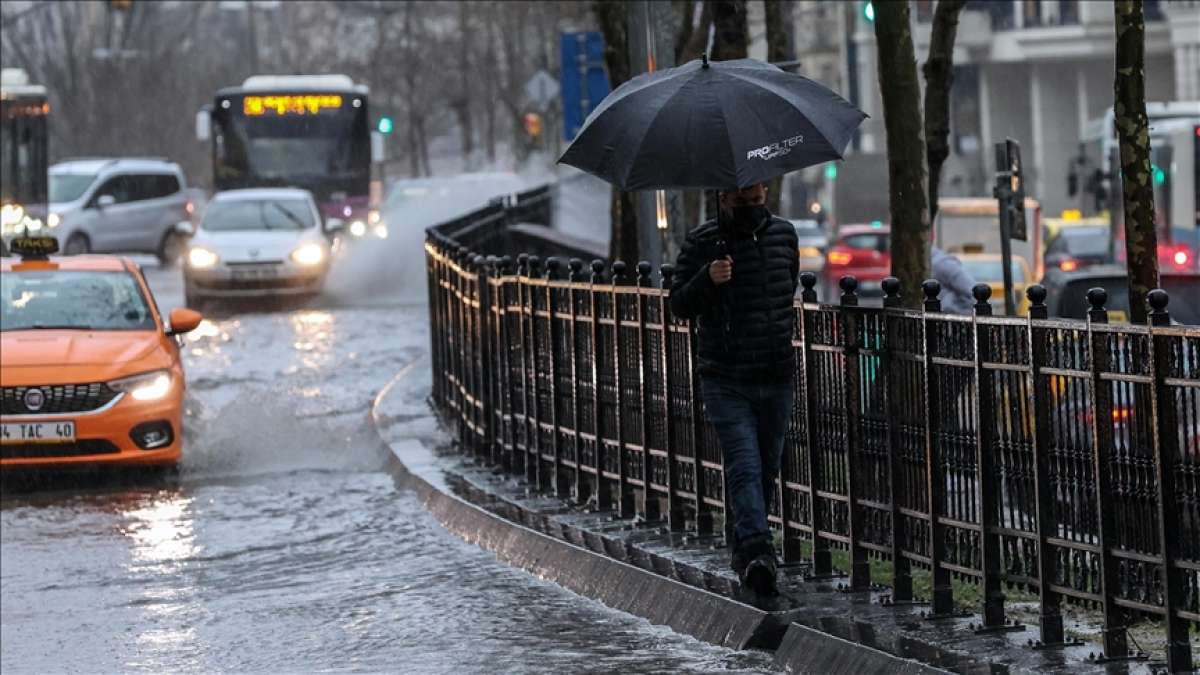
top-left (1151, 163), bottom-right (1165, 185)
top-left (524, 112), bottom-right (543, 138)
top-left (862, 1), bottom-right (875, 22)
top-left (377, 117), bottom-right (393, 134)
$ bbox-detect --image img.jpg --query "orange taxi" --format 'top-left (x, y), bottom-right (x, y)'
top-left (1, 236), bottom-right (202, 470)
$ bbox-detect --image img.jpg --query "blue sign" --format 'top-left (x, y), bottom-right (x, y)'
top-left (560, 31), bottom-right (610, 142)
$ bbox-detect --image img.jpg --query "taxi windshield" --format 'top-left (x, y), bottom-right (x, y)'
top-left (202, 198), bottom-right (315, 232)
top-left (1, 270), bottom-right (156, 332)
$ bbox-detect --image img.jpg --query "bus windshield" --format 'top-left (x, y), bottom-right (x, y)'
top-left (211, 92), bottom-right (369, 205)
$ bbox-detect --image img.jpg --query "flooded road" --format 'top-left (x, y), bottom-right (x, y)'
top-left (1, 178), bottom-right (773, 674)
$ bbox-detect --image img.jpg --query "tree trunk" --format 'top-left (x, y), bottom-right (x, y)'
top-left (710, 0), bottom-right (748, 61)
top-left (763, 0), bottom-right (792, 215)
top-left (922, 0), bottom-right (965, 224)
top-left (874, 0), bottom-right (930, 308)
top-left (594, 0), bottom-right (640, 263)
top-left (1114, 0), bottom-right (1158, 324)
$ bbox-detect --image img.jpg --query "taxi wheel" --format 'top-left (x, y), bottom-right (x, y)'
top-left (63, 233), bottom-right (91, 255)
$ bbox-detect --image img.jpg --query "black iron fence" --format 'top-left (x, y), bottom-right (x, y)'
top-left (425, 188), bottom-right (1199, 671)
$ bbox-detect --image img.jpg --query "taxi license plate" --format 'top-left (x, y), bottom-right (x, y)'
top-left (231, 266), bottom-right (278, 281)
top-left (1, 421), bottom-right (76, 444)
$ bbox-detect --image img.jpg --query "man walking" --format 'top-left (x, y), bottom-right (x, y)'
top-left (669, 183), bottom-right (798, 596)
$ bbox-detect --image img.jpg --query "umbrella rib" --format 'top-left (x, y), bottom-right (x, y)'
top-left (616, 72), bottom-right (707, 190)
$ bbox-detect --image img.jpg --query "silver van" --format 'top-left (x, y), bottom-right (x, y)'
top-left (48, 158), bottom-right (191, 263)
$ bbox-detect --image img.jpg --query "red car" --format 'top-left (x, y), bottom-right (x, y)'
top-left (822, 224), bottom-right (890, 301)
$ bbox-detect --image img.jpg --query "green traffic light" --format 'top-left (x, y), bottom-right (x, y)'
top-left (863, 1), bottom-right (875, 22)
top-left (824, 163), bottom-right (838, 180)
top-left (378, 117), bottom-right (394, 134)
top-left (1152, 164), bottom-right (1165, 185)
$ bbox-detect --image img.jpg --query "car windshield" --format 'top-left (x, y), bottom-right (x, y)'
top-left (1, 270), bottom-right (156, 331)
top-left (841, 233), bottom-right (888, 251)
top-left (1062, 228), bottom-right (1111, 256)
top-left (49, 173), bottom-right (96, 203)
top-left (202, 198), bottom-right (315, 232)
top-left (960, 259), bottom-right (1026, 283)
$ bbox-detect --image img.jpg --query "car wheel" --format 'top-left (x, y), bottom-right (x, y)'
top-left (157, 230), bottom-right (186, 267)
top-left (63, 233), bottom-right (91, 255)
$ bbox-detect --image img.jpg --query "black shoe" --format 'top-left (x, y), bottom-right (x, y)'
top-left (743, 553), bottom-right (778, 597)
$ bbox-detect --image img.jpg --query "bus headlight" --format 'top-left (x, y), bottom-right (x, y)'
top-left (188, 247), bottom-right (219, 269)
top-left (349, 220), bottom-right (367, 237)
top-left (291, 243), bottom-right (325, 266)
top-left (109, 370), bottom-right (173, 402)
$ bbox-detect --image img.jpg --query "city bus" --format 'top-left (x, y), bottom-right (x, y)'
top-left (0, 68), bottom-right (50, 252)
top-left (197, 74), bottom-right (384, 239)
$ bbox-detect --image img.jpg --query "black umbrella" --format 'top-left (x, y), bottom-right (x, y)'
top-left (559, 56), bottom-right (867, 191)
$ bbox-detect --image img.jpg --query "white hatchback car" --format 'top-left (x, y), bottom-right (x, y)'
top-left (183, 188), bottom-right (341, 307)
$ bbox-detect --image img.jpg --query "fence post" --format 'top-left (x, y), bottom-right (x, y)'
top-left (1084, 288), bottom-right (1128, 660)
top-left (611, 260), bottom-right (636, 518)
top-left (590, 260), bottom-right (611, 511)
top-left (970, 284), bottom-right (1013, 631)
top-left (637, 261), bottom-right (661, 522)
top-left (515, 253), bottom-right (531, 481)
top-left (660, 264), bottom-right (685, 532)
top-left (1024, 284), bottom-right (1070, 646)
top-left (475, 255), bottom-right (493, 462)
top-left (545, 258), bottom-right (569, 497)
top-left (838, 276), bottom-right (870, 591)
top-left (881, 277), bottom-right (913, 602)
top-left (922, 279), bottom-right (955, 617)
top-left (526, 255), bottom-right (544, 488)
top-left (799, 272), bottom-right (831, 576)
top-left (568, 259), bottom-right (586, 504)
top-left (1146, 289), bottom-right (1192, 674)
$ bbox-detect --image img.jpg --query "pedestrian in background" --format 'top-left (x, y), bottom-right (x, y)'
top-left (669, 182), bottom-right (798, 597)
top-left (931, 246), bottom-right (977, 314)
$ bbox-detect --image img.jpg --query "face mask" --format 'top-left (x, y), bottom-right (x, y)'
top-left (728, 204), bottom-right (770, 230)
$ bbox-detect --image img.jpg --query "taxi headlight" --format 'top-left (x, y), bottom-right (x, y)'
top-left (48, 213), bottom-right (60, 228)
top-left (109, 370), bottom-right (172, 402)
top-left (291, 242), bottom-right (325, 266)
top-left (348, 220), bottom-right (367, 237)
top-left (188, 246), bottom-right (219, 269)
top-left (372, 224), bottom-right (388, 239)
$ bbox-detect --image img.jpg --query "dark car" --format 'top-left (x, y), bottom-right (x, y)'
top-left (1043, 225), bottom-right (1113, 273)
top-left (1039, 265), bottom-right (1200, 324)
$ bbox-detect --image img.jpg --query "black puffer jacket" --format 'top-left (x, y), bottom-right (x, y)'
top-left (670, 214), bottom-right (799, 383)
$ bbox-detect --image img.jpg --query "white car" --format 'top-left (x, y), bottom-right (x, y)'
top-left (43, 158), bottom-right (192, 262)
top-left (182, 188), bottom-right (341, 307)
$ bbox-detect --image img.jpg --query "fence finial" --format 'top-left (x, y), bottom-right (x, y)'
top-left (611, 260), bottom-right (627, 284)
top-left (882, 276), bottom-right (901, 308)
top-left (527, 255), bottom-right (542, 278)
top-left (1086, 287), bottom-right (1108, 324)
top-left (799, 272), bottom-right (817, 303)
top-left (590, 259), bottom-right (606, 283)
top-left (972, 283), bottom-right (992, 316)
top-left (660, 263), bottom-right (675, 289)
top-left (472, 254), bottom-right (486, 271)
top-left (922, 279), bottom-right (942, 313)
top-left (517, 253), bottom-right (529, 275)
top-left (839, 275), bottom-right (859, 306)
top-left (545, 257), bottom-right (561, 279)
top-left (1026, 284), bottom-right (1047, 319)
top-left (568, 258), bottom-right (584, 281)
top-left (636, 261), bottom-right (652, 286)
top-left (1147, 288), bottom-right (1170, 327)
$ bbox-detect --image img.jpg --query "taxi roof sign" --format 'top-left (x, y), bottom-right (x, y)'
top-left (10, 235), bottom-right (59, 259)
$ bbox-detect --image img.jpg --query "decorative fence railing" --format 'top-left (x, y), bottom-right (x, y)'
top-left (425, 188), bottom-right (1199, 671)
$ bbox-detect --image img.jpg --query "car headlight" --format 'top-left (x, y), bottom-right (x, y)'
top-left (291, 242), bottom-right (325, 266)
top-left (372, 224), bottom-right (388, 239)
top-left (348, 220), bottom-right (367, 237)
top-left (108, 370), bottom-right (172, 402)
top-left (48, 213), bottom-right (60, 228)
top-left (188, 247), bottom-right (219, 269)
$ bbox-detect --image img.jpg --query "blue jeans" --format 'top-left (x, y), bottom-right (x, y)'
top-left (700, 376), bottom-right (793, 556)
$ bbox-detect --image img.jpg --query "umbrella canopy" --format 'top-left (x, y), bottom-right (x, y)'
top-left (559, 57), bottom-right (867, 191)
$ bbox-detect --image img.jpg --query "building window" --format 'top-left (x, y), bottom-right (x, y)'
top-left (1022, 0), bottom-right (1043, 28)
top-left (915, 0), bottom-right (934, 22)
top-left (1143, 0), bottom-right (1164, 21)
top-left (987, 0), bottom-right (1016, 31)
top-left (1057, 1), bottom-right (1079, 25)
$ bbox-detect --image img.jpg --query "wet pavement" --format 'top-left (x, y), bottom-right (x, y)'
top-left (1, 177), bottom-right (774, 674)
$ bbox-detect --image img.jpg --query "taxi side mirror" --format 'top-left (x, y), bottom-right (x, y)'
top-left (167, 307), bottom-right (203, 336)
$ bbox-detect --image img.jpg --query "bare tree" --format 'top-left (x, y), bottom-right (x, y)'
top-left (593, 0), bottom-right (640, 265)
top-left (1113, 0), bottom-right (1158, 324)
top-left (922, 0), bottom-right (965, 224)
top-left (874, 0), bottom-right (930, 308)
top-left (763, 0), bottom-right (792, 215)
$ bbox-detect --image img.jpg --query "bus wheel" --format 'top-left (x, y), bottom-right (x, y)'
top-left (158, 230), bottom-right (185, 267)
top-left (64, 233), bottom-right (91, 255)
